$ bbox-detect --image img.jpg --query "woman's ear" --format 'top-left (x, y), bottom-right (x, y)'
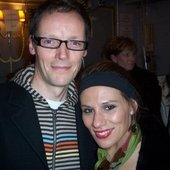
top-left (110, 54), bottom-right (117, 63)
top-left (131, 99), bottom-right (138, 114)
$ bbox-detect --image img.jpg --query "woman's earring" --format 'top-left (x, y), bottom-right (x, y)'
top-left (130, 110), bottom-right (133, 115)
top-left (129, 113), bottom-right (137, 133)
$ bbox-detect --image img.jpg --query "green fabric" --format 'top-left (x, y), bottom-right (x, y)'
top-left (95, 124), bottom-right (142, 170)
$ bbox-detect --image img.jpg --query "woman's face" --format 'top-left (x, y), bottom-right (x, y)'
top-left (80, 86), bottom-right (137, 153)
top-left (111, 49), bottom-right (136, 71)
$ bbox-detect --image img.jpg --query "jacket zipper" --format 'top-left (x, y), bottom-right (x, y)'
top-left (52, 110), bottom-right (57, 170)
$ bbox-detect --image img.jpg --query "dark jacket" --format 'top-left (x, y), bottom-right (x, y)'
top-left (0, 81), bottom-right (97, 170)
top-left (137, 109), bottom-right (170, 170)
top-left (129, 65), bottom-right (162, 119)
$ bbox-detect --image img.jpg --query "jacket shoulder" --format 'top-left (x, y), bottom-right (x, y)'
top-left (0, 81), bottom-right (30, 103)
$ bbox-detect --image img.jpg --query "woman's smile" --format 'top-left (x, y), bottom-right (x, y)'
top-left (94, 129), bottom-right (112, 139)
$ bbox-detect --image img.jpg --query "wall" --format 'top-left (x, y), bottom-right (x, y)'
top-left (85, 7), bottom-right (115, 65)
top-left (149, 0), bottom-right (170, 75)
top-left (86, 0), bottom-right (170, 75)
top-left (117, 0), bottom-right (170, 75)
top-left (0, 2), bottom-right (38, 83)
top-left (0, 10), bottom-right (27, 83)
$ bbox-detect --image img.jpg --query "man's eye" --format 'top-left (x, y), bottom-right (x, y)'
top-left (43, 39), bottom-right (53, 44)
top-left (71, 40), bottom-right (82, 46)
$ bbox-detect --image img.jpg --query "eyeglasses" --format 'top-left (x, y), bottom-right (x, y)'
top-left (31, 36), bottom-right (88, 51)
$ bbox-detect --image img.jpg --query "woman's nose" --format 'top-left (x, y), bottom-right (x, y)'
top-left (92, 112), bottom-right (105, 128)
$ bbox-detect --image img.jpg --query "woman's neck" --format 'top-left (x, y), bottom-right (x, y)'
top-left (107, 131), bottom-right (132, 162)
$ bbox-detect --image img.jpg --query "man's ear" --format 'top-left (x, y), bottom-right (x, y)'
top-left (83, 50), bottom-right (87, 57)
top-left (110, 54), bottom-right (117, 63)
top-left (29, 36), bottom-right (36, 55)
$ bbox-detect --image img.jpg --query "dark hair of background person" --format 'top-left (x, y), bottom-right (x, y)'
top-left (101, 36), bottom-right (137, 61)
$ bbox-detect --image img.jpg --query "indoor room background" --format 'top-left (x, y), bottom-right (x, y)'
top-left (0, 0), bottom-right (169, 83)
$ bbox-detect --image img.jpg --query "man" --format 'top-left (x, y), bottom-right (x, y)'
top-left (101, 36), bottom-right (162, 121)
top-left (0, 1), bottom-right (97, 169)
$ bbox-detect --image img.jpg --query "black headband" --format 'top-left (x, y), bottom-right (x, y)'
top-left (79, 71), bottom-right (140, 101)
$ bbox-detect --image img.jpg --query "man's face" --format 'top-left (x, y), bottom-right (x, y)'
top-left (29, 11), bottom-right (87, 88)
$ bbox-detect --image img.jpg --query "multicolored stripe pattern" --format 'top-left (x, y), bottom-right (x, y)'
top-left (36, 101), bottom-right (80, 170)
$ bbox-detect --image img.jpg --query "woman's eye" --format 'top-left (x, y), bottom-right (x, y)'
top-left (105, 105), bottom-right (116, 111)
top-left (81, 107), bottom-right (93, 114)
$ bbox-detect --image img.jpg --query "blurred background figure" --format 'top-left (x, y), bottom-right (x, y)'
top-left (158, 74), bottom-right (170, 132)
top-left (101, 36), bottom-right (162, 122)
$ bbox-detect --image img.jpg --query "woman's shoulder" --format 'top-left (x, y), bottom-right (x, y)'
top-left (137, 113), bottom-right (170, 169)
top-left (138, 108), bottom-right (170, 147)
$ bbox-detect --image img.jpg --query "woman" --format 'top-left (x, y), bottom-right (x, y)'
top-left (101, 36), bottom-right (162, 120)
top-left (78, 61), bottom-right (170, 170)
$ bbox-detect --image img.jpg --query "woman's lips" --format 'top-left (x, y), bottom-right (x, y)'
top-left (95, 129), bottom-right (112, 139)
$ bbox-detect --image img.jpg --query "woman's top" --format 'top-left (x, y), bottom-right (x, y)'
top-left (95, 108), bottom-right (170, 170)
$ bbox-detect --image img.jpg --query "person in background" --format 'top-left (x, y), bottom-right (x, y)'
top-left (0, 0), bottom-right (97, 170)
top-left (78, 61), bottom-right (170, 170)
top-left (101, 36), bottom-right (162, 121)
top-left (158, 74), bottom-right (170, 132)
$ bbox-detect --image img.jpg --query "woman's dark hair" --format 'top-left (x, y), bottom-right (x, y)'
top-left (79, 60), bottom-right (142, 106)
top-left (78, 60), bottom-right (143, 132)
top-left (30, 0), bottom-right (91, 41)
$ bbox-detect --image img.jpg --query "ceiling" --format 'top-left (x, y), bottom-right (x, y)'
top-left (123, 0), bottom-right (167, 4)
top-left (0, 0), bottom-right (166, 10)
top-left (0, 0), bottom-right (166, 4)
top-left (0, 0), bottom-right (45, 8)
top-left (0, 0), bottom-right (44, 2)
top-left (0, 0), bottom-right (166, 2)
